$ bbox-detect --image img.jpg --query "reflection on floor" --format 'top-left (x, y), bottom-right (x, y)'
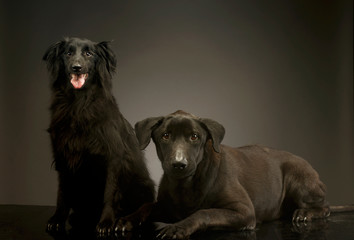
top-left (0, 205), bottom-right (353, 240)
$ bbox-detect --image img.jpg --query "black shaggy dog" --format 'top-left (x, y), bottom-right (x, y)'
top-left (43, 37), bottom-right (155, 236)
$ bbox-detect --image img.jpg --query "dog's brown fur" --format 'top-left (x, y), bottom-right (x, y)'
top-left (118, 110), bottom-right (329, 239)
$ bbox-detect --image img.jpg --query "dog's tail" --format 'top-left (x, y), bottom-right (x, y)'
top-left (330, 205), bottom-right (354, 213)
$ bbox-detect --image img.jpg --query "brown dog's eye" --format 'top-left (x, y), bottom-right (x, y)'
top-left (162, 133), bottom-right (170, 140)
top-left (85, 51), bottom-right (93, 57)
top-left (191, 133), bottom-right (199, 141)
top-left (66, 52), bottom-right (72, 56)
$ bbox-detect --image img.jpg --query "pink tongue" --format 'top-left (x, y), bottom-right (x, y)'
top-left (70, 74), bottom-right (86, 89)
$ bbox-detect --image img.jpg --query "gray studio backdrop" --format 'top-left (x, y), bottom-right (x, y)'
top-left (0, 1), bottom-right (353, 206)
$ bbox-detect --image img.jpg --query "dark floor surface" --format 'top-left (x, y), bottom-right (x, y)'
top-left (0, 205), bottom-right (354, 240)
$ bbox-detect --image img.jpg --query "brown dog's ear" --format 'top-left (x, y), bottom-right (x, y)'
top-left (198, 118), bottom-right (225, 153)
top-left (135, 117), bottom-right (164, 150)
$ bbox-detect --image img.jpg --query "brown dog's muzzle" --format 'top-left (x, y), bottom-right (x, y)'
top-left (171, 148), bottom-right (188, 170)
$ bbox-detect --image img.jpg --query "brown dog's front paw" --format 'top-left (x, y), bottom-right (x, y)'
top-left (96, 218), bottom-right (114, 237)
top-left (116, 217), bottom-right (135, 232)
top-left (115, 206), bottom-right (151, 233)
top-left (155, 222), bottom-right (190, 240)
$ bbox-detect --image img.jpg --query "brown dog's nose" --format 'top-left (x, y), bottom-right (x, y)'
top-left (172, 161), bottom-right (187, 170)
top-left (173, 148), bottom-right (187, 170)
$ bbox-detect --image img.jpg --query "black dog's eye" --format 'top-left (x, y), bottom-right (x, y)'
top-left (190, 133), bottom-right (199, 141)
top-left (162, 132), bottom-right (170, 140)
top-left (85, 51), bottom-right (93, 57)
top-left (66, 52), bottom-right (72, 57)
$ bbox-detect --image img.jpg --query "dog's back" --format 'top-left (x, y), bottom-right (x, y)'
top-left (223, 144), bottom-right (325, 221)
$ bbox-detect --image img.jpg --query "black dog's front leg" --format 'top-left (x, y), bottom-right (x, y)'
top-left (156, 208), bottom-right (256, 240)
top-left (96, 161), bottom-right (118, 236)
top-left (47, 173), bottom-right (70, 233)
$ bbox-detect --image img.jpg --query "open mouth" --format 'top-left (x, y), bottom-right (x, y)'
top-left (70, 73), bottom-right (88, 89)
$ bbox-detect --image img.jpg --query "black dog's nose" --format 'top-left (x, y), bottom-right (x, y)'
top-left (172, 161), bottom-right (187, 170)
top-left (72, 65), bottom-right (82, 72)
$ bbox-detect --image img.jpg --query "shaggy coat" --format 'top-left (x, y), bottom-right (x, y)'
top-left (43, 37), bottom-right (155, 235)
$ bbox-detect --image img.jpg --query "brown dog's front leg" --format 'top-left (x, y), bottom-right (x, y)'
top-left (156, 208), bottom-right (256, 240)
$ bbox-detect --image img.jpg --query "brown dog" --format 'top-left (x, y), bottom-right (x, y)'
top-left (118, 110), bottom-right (330, 239)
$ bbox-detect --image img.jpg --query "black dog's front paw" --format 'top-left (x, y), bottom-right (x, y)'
top-left (96, 218), bottom-right (114, 237)
top-left (46, 215), bottom-right (66, 233)
top-left (155, 222), bottom-right (190, 240)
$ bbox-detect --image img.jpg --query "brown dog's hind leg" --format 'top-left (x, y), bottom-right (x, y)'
top-left (291, 180), bottom-right (330, 223)
top-left (282, 159), bottom-right (330, 223)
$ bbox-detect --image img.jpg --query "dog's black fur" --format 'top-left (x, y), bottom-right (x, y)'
top-left (117, 110), bottom-right (330, 239)
top-left (43, 37), bottom-right (155, 235)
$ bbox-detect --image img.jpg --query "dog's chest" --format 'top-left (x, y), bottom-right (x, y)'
top-left (168, 182), bottom-right (207, 217)
top-left (49, 112), bottom-right (107, 156)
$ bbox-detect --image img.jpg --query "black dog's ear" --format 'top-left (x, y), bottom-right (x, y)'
top-left (43, 40), bottom-right (65, 78)
top-left (135, 117), bottom-right (164, 150)
top-left (198, 118), bottom-right (225, 153)
top-left (96, 41), bottom-right (117, 76)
